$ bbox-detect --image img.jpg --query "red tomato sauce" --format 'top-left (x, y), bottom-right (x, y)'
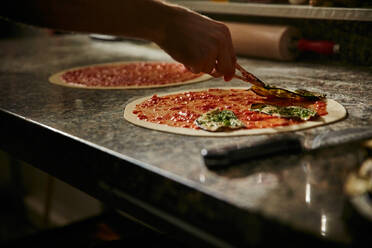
top-left (61, 62), bottom-right (203, 87)
top-left (133, 89), bottom-right (328, 129)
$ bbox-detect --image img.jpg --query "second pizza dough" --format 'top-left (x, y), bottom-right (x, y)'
top-left (49, 61), bottom-right (211, 89)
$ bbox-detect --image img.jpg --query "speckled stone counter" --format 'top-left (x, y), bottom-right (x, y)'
top-left (1, 30), bottom-right (371, 247)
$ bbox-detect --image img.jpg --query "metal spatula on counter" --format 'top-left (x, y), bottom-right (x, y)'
top-left (202, 126), bottom-right (372, 169)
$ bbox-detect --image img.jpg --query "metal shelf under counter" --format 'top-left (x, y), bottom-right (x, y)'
top-left (170, 1), bottom-right (372, 21)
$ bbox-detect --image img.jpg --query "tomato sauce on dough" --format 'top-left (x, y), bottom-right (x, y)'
top-left (133, 89), bottom-right (327, 129)
top-left (61, 62), bottom-right (203, 87)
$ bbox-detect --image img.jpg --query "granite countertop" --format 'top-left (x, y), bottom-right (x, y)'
top-left (1, 30), bottom-right (371, 247)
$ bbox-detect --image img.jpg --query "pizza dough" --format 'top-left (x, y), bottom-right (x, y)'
top-left (49, 61), bottom-right (211, 89)
top-left (123, 87), bottom-right (347, 137)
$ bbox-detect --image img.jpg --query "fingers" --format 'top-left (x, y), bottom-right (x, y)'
top-left (210, 68), bottom-right (222, 78)
top-left (201, 60), bottom-right (216, 75)
top-left (202, 25), bottom-right (236, 80)
top-left (213, 24), bottom-right (236, 81)
top-left (188, 66), bottom-right (201, 74)
top-left (176, 20), bottom-right (236, 80)
top-left (190, 47), bottom-right (235, 80)
top-left (221, 26), bottom-right (236, 81)
top-left (215, 48), bottom-right (235, 81)
top-left (187, 51), bottom-right (217, 75)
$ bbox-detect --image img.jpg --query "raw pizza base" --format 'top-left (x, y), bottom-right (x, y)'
top-left (49, 61), bottom-right (212, 89)
top-left (123, 87), bottom-right (347, 137)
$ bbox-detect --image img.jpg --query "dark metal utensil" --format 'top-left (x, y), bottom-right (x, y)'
top-left (311, 127), bottom-right (372, 150)
top-left (234, 63), bottom-right (266, 87)
top-left (234, 63), bottom-right (325, 101)
top-left (202, 126), bottom-right (372, 169)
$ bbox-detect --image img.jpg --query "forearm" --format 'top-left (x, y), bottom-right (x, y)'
top-left (1, 0), bottom-right (236, 79)
top-left (1, 0), bottom-right (183, 44)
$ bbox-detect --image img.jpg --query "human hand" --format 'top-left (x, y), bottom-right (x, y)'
top-left (156, 6), bottom-right (236, 81)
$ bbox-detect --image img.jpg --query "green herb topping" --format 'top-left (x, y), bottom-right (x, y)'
top-left (251, 103), bottom-right (318, 121)
top-left (195, 108), bottom-right (245, 132)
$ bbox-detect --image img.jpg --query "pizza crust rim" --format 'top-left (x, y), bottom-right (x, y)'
top-left (48, 61), bottom-right (212, 89)
top-left (123, 87), bottom-right (347, 137)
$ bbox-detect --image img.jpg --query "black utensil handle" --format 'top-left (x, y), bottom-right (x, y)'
top-left (202, 136), bottom-right (303, 169)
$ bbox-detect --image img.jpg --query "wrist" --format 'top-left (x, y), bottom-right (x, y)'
top-left (149, 1), bottom-right (191, 46)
